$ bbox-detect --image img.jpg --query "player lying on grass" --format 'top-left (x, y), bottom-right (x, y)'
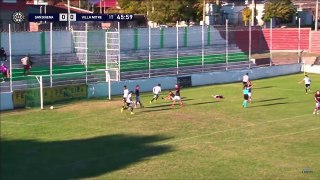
top-left (314, 90), bottom-right (320, 115)
top-left (212, 95), bottom-right (224, 99)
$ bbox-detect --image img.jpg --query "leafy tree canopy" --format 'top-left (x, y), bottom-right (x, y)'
top-left (114, 0), bottom-right (219, 24)
top-left (262, 0), bottom-right (296, 22)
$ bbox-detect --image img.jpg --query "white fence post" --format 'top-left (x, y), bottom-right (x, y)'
top-left (85, 23), bottom-right (88, 84)
top-left (202, 19), bottom-right (205, 72)
top-left (298, 18), bottom-right (301, 63)
top-left (148, 25), bottom-right (151, 78)
top-left (226, 19), bottom-right (229, 71)
top-left (39, 76), bottom-right (43, 110)
top-left (176, 21), bottom-right (179, 75)
top-left (108, 72), bottom-right (111, 100)
top-left (249, 20), bottom-right (252, 69)
top-left (50, 22), bottom-right (53, 87)
top-left (9, 24), bottom-right (12, 92)
top-left (118, 22), bottom-right (121, 81)
top-left (270, 18), bottom-right (273, 66)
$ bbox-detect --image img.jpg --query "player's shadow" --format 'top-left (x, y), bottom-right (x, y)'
top-left (180, 98), bottom-right (195, 102)
top-left (190, 101), bottom-right (220, 106)
top-left (250, 102), bottom-right (289, 108)
top-left (253, 86), bottom-right (275, 89)
top-left (1, 134), bottom-right (173, 179)
top-left (145, 104), bottom-right (173, 109)
top-left (141, 107), bottom-right (174, 113)
top-left (255, 97), bottom-right (287, 102)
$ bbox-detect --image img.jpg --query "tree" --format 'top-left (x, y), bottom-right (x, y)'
top-left (193, 0), bottom-right (219, 22)
top-left (242, 7), bottom-right (258, 26)
top-left (242, 7), bottom-right (251, 26)
top-left (113, 0), bottom-right (221, 24)
top-left (262, 0), bottom-right (296, 23)
top-left (116, 0), bottom-right (147, 14)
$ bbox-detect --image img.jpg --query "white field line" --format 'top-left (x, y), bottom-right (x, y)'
top-left (160, 114), bottom-right (312, 145)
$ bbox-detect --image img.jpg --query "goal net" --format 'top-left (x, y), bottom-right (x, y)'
top-left (25, 69), bottom-right (118, 109)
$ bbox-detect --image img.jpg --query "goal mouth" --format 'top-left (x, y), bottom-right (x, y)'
top-left (26, 69), bottom-right (118, 109)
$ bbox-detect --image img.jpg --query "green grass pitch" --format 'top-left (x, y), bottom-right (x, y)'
top-left (1, 73), bottom-right (320, 179)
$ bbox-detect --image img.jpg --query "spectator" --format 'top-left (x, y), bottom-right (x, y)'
top-left (0, 47), bottom-right (7, 62)
top-left (0, 63), bottom-right (9, 82)
top-left (21, 55), bottom-right (33, 75)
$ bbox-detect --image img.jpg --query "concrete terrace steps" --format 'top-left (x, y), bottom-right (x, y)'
top-left (310, 31), bottom-right (320, 53)
top-left (87, 44), bottom-right (244, 63)
top-left (120, 61), bottom-right (255, 80)
top-left (8, 53), bottom-right (82, 68)
top-left (87, 52), bottom-right (249, 73)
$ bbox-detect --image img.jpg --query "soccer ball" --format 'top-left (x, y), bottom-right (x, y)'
top-left (50, 106), bottom-right (54, 110)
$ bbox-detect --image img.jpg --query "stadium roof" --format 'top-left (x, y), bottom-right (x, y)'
top-left (89, 0), bottom-right (117, 8)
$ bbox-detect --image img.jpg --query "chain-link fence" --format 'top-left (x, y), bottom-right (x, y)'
top-left (1, 22), bottom-right (311, 92)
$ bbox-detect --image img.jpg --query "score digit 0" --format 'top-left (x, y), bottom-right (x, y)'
top-left (59, 13), bottom-right (76, 21)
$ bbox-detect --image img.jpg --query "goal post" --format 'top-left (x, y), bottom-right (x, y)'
top-left (28, 69), bottom-right (116, 110)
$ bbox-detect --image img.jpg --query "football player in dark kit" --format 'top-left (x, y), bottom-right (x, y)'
top-left (313, 90), bottom-right (320, 115)
top-left (171, 84), bottom-right (184, 107)
top-left (135, 85), bottom-right (144, 108)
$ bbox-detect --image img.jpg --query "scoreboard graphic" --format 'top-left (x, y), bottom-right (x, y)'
top-left (28, 13), bottom-right (134, 22)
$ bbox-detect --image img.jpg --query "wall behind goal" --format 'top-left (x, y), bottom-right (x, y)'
top-left (0, 92), bottom-right (14, 111)
top-left (191, 64), bottom-right (302, 86)
top-left (87, 64), bottom-right (301, 97)
top-left (302, 65), bottom-right (320, 74)
top-left (88, 76), bottom-right (177, 98)
top-left (0, 31), bottom-right (73, 55)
